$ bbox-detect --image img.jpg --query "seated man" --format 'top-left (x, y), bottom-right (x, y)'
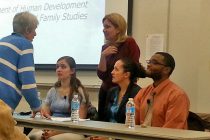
top-left (134, 52), bottom-right (190, 129)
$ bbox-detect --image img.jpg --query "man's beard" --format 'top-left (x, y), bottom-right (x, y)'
top-left (147, 71), bottom-right (162, 81)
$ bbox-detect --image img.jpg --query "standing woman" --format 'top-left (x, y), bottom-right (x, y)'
top-left (30, 56), bottom-right (89, 140)
top-left (97, 13), bottom-right (140, 121)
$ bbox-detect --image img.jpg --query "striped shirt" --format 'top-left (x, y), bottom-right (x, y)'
top-left (0, 33), bottom-right (40, 111)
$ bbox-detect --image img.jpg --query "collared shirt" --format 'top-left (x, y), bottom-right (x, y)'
top-left (134, 79), bottom-right (190, 129)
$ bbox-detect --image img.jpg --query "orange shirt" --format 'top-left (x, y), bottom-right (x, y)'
top-left (134, 79), bottom-right (190, 129)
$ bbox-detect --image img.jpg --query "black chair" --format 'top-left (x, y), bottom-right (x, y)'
top-left (19, 111), bottom-right (33, 135)
top-left (187, 111), bottom-right (210, 131)
top-left (188, 111), bottom-right (205, 131)
top-left (87, 103), bottom-right (98, 121)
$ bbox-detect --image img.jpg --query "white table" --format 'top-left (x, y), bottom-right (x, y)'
top-left (14, 115), bottom-right (210, 140)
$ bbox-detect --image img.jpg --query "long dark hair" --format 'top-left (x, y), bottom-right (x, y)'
top-left (120, 57), bottom-right (146, 82)
top-left (54, 56), bottom-right (89, 104)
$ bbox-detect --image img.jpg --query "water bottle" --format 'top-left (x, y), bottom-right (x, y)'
top-left (37, 92), bottom-right (42, 105)
top-left (125, 98), bottom-right (135, 128)
top-left (71, 94), bottom-right (80, 122)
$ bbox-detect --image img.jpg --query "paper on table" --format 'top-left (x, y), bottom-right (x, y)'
top-left (13, 113), bottom-right (89, 122)
top-left (51, 117), bottom-right (71, 122)
top-left (51, 117), bottom-right (90, 122)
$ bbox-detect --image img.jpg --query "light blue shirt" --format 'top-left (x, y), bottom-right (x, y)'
top-left (44, 87), bottom-right (86, 117)
top-left (109, 92), bottom-right (119, 123)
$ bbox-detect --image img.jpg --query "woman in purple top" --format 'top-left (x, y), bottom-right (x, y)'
top-left (97, 13), bottom-right (140, 121)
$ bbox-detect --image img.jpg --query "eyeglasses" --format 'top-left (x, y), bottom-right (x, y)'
top-left (146, 60), bottom-right (167, 66)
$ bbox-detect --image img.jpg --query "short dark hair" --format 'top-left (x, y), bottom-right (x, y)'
top-left (155, 52), bottom-right (175, 75)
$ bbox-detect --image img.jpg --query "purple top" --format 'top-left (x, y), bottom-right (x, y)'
top-left (97, 37), bottom-right (140, 90)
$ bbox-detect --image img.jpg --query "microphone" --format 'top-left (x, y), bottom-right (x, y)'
top-left (144, 99), bottom-right (151, 121)
top-left (64, 96), bottom-right (67, 100)
top-left (147, 92), bottom-right (156, 105)
top-left (147, 99), bottom-right (151, 105)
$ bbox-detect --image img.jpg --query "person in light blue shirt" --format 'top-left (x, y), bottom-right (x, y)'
top-left (29, 56), bottom-right (89, 140)
top-left (0, 11), bottom-right (41, 115)
top-left (41, 56), bottom-right (89, 119)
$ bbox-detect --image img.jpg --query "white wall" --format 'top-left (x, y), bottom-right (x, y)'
top-left (132, 0), bottom-right (169, 88)
top-left (168, 0), bottom-right (201, 112)
top-left (132, 0), bottom-right (210, 113)
top-left (194, 0), bottom-right (210, 112)
top-left (106, 0), bottom-right (128, 19)
top-left (31, 0), bottom-right (210, 113)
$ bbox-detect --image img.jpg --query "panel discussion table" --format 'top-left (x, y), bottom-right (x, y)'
top-left (14, 115), bottom-right (210, 140)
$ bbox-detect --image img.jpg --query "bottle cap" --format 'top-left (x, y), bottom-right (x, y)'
top-left (129, 98), bottom-right (133, 100)
top-left (38, 92), bottom-right (41, 97)
top-left (74, 94), bottom-right (78, 98)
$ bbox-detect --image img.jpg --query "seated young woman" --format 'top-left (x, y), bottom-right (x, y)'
top-left (29, 56), bottom-right (89, 140)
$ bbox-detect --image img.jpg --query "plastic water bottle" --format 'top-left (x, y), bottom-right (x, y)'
top-left (71, 94), bottom-right (80, 122)
top-left (125, 98), bottom-right (135, 128)
top-left (37, 92), bottom-right (42, 105)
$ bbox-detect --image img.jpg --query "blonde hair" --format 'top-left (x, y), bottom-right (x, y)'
top-left (0, 100), bottom-right (29, 140)
top-left (103, 13), bottom-right (127, 44)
